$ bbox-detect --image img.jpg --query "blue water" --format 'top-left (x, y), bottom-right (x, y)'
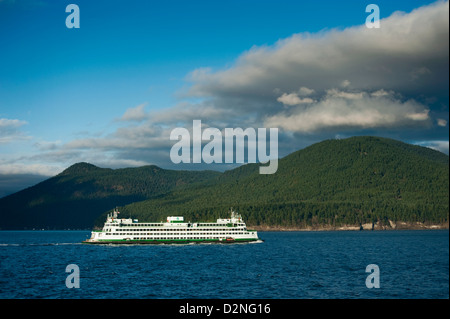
top-left (0, 230), bottom-right (448, 299)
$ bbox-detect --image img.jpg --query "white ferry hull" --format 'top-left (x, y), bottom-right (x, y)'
top-left (82, 237), bottom-right (260, 245)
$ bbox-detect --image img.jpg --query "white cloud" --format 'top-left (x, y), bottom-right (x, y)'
top-left (185, 1), bottom-right (448, 134)
top-left (266, 89), bottom-right (431, 133)
top-left (371, 89), bottom-right (391, 97)
top-left (0, 162), bottom-right (62, 176)
top-left (298, 87), bottom-right (315, 96)
top-left (0, 118), bottom-right (26, 127)
top-left (405, 109), bottom-right (430, 121)
top-left (148, 101), bottom-right (233, 126)
top-left (277, 93), bottom-right (314, 106)
top-left (120, 103), bottom-right (148, 122)
top-left (188, 1), bottom-right (448, 98)
top-left (326, 89), bottom-right (365, 100)
top-left (277, 87), bottom-right (316, 106)
top-left (437, 118), bottom-right (448, 126)
top-left (34, 140), bottom-right (62, 151)
top-left (0, 118), bottom-right (29, 144)
top-left (415, 140), bottom-right (449, 154)
top-left (340, 80), bottom-right (351, 88)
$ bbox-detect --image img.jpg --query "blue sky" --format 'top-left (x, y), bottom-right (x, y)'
top-left (0, 0), bottom-right (448, 196)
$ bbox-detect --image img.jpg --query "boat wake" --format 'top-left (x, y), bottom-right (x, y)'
top-left (0, 243), bottom-right (82, 247)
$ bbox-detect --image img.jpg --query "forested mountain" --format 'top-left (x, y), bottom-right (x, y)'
top-left (1, 136), bottom-right (448, 230)
top-left (0, 163), bottom-right (220, 229)
top-left (115, 136), bottom-right (449, 229)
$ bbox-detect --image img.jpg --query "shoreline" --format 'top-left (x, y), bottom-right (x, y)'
top-left (1, 221), bottom-right (448, 232)
top-left (250, 221), bottom-right (449, 232)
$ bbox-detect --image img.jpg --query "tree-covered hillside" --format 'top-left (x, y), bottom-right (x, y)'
top-left (1, 136), bottom-right (448, 230)
top-left (114, 136), bottom-right (449, 229)
top-left (0, 163), bottom-right (220, 229)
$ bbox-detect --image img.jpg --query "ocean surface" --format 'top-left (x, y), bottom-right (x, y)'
top-left (0, 230), bottom-right (448, 299)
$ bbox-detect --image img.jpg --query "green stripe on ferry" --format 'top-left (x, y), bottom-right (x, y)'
top-left (96, 238), bottom-right (258, 242)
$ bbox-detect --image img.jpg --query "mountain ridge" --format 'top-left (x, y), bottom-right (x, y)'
top-left (114, 136), bottom-right (449, 229)
top-left (0, 136), bottom-right (448, 230)
top-left (0, 163), bottom-right (220, 229)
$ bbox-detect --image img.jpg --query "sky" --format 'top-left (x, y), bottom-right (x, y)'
top-left (0, 0), bottom-right (448, 196)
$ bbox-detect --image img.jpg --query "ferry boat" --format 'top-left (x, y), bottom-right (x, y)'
top-left (82, 208), bottom-right (260, 244)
